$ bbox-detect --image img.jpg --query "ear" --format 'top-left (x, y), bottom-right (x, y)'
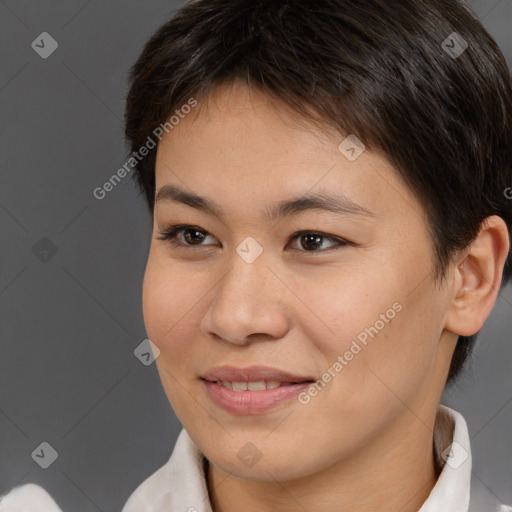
top-left (445, 215), bottom-right (510, 337)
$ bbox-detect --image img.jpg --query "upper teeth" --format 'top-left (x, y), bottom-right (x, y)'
top-left (218, 381), bottom-right (284, 391)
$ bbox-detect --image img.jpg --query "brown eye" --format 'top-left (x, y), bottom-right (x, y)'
top-left (288, 231), bottom-right (348, 252)
top-left (156, 225), bottom-right (218, 247)
top-left (299, 233), bottom-right (324, 251)
top-left (181, 228), bottom-right (208, 245)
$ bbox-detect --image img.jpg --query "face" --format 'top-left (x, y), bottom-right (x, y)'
top-left (143, 82), bottom-right (456, 482)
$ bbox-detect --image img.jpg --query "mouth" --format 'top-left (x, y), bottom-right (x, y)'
top-left (199, 366), bottom-right (316, 414)
top-left (201, 379), bottom-right (315, 414)
top-left (200, 365), bottom-right (316, 386)
top-left (201, 379), bottom-right (314, 391)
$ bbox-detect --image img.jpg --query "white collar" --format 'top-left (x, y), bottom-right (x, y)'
top-left (420, 404), bottom-right (472, 511)
top-left (122, 404), bottom-right (510, 512)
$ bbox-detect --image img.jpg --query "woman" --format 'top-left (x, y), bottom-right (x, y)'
top-left (119, 0), bottom-right (512, 511)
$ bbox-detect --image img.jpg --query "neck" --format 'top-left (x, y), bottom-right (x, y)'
top-left (206, 410), bottom-right (439, 512)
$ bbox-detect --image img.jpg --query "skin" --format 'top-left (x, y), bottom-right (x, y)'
top-left (142, 81), bottom-right (510, 512)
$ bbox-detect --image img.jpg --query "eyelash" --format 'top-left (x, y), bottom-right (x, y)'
top-left (155, 224), bottom-right (349, 254)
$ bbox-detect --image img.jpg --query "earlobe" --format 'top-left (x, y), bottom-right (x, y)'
top-left (445, 215), bottom-right (510, 337)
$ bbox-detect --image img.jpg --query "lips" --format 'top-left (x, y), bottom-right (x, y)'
top-left (201, 365), bottom-right (316, 385)
top-left (202, 377), bottom-right (315, 414)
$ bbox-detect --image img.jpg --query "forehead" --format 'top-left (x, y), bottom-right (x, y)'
top-left (154, 83), bottom-right (425, 226)
top-left (173, 82), bottom-right (342, 149)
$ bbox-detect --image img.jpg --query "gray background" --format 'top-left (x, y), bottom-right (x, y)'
top-left (0, 1), bottom-right (511, 510)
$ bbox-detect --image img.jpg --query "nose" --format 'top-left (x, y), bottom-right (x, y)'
top-left (200, 251), bottom-right (290, 346)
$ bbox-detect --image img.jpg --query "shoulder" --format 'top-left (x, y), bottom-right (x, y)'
top-left (122, 429), bottom-right (208, 512)
top-left (121, 458), bottom-right (174, 512)
top-left (0, 483), bottom-right (62, 512)
top-left (435, 406), bottom-right (511, 512)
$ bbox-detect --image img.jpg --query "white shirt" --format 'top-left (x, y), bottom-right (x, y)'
top-left (0, 483), bottom-right (62, 512)
top-left (1, 406), bottom-right (510, 511)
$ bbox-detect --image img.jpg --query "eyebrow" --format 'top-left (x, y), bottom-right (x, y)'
top-left (155, 184), bottom-right (376, 222)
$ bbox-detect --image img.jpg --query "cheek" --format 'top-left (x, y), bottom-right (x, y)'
top-left (142, 256), bottom-right (202, 415)
top-left (293, 263), bottom-right (438, 408)
top-left (290, 263), bottom-right (402, 351)
top-left (142, 255), bottom-right (197, 357)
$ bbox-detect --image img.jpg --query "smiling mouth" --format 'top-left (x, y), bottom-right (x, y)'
top-left (204, 379), bottom-right (314, 391)
top-left (201, 378), bottom-right (315, 414)
top-left (200, 365), bottom-right (316, 387)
